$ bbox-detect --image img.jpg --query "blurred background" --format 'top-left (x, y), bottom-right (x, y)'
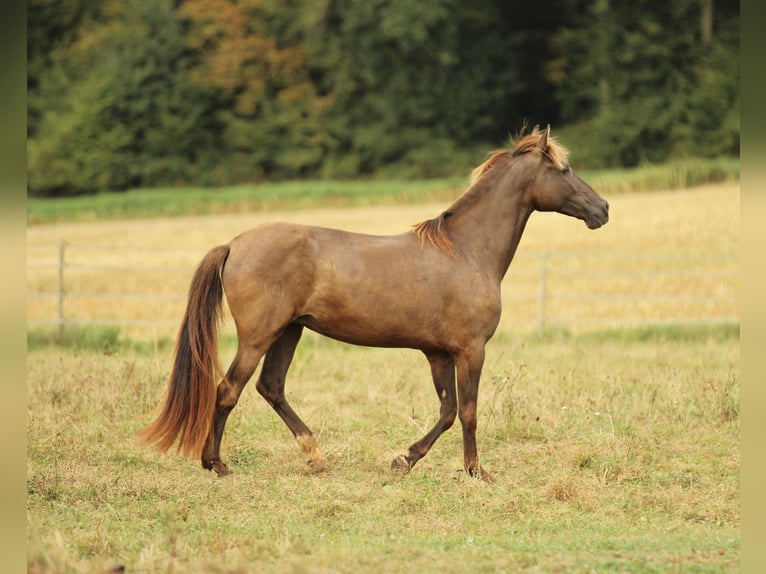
top-left (27, 0), bottom-right (739, 198)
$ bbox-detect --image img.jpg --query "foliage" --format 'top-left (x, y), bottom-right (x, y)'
top-left (549, 0), bottom-right (739, 167)
top-left (27, 0), bottom-right (739, 196)
top-left (28, 0), bottom-right (221, 195)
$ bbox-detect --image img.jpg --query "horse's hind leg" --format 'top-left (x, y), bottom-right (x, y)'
top-left (392, 351), bottom-right (457, 474)
top-left (201, 344), bottom-right (266, 476)
top-left (256, 323), bottom-right (328, 471)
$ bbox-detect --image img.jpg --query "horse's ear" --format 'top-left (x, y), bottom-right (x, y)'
top-left (535, 124), bottom-right (550, 150)
top-left (531, 124), bottom-right (540, 136)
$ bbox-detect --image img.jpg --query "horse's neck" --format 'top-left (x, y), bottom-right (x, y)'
top-left (449, 166), bottom-right (534, 280)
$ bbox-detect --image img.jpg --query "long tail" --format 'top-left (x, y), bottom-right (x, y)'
top-left (140, 244), bottom-right (231, 458)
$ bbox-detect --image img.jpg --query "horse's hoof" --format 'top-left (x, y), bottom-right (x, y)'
top-left (468, 466), bottom-right (495, 483)
top-left (308, 458), bottom-right (328, 473)
top-left (390, 455), bottom-right (411, 474)
top-left (480, 469), bottom-right (495, 483)
top-left (204, 459), bottom-right (230, 477)
top-left (215, 462), bottom-right (231, 477)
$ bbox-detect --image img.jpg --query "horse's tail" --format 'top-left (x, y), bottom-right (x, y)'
top-left (140, 244), bottom-right (231, 458)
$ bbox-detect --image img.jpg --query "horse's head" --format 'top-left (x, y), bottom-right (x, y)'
top-left (522, 125), bottom-right (609, 230)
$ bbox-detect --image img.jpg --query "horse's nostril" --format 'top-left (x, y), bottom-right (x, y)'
top-left (604, 201), bottom-right (610, 213)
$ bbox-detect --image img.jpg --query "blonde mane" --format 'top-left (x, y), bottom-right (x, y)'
top-left (511, 132), bottom-right (569, 170)
top-left (414, 129), bottom-right (570, 254)
top-left (468, 149), bottom-right (512, 186)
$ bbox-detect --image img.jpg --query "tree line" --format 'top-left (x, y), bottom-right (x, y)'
top-left (28, 0), bottom-right (739, 197)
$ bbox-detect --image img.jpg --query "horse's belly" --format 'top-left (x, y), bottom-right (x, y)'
top-left (296, 305), bottom-right (438, 349)
top-left (296, 288), bottom-right (499, 351)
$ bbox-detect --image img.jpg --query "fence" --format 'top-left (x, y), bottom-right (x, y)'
top-left (27, 241), bottom-right (739, 340)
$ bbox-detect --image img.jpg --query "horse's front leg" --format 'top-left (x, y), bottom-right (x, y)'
top-left (455, 344), bottom-right (494, 482)
top-left (391, 352), bottom-right (457, 474)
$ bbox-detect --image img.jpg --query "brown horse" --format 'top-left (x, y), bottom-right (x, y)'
top-left (140, 125), bottom-right (609, 481)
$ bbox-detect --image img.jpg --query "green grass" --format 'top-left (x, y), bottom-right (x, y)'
top-left (27, 322), bottom-right (740, 353)
top-left (27, 324), bottom-right (739, 572)
top-left (581, 157), bottom-right (739, 195)
top-left (27, 158), bottom-right (739, 225)
top-left (27, 325), bottom-right (176, 355)
top-left (26, 178), bottom-right (465, 225)
top-left (27, 325), bottom-right (124, 353)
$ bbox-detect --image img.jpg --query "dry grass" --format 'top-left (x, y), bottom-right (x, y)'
top-left (27, 327), bottom-right (739, 572)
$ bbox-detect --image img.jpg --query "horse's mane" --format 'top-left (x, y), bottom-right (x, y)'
top-left (413, 129), bottom-right (569, 254)
top-left (512, 132), bottom-right (569, 170)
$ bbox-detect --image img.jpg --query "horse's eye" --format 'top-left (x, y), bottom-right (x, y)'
top-left (562, 166), bottom-right (571, 175)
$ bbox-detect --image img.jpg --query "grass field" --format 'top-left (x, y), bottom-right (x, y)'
top-left (27, 180), bottom-right (740, 572)
top-left (27, 326), bottom-right (739, 573)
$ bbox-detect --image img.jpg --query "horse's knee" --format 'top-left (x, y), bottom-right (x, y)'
top-left (458, 404), bottom-right (477, 432)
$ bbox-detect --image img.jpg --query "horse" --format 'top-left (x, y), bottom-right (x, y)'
top-left (140, 125), bottom-right (609, 482)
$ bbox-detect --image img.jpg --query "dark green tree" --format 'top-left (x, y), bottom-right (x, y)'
top-left (27, 0), bottom-right (739, 195)
top-left (548, 0), bottom-right (739, 167)
top-left (28, 0), bottom-right (221, 195)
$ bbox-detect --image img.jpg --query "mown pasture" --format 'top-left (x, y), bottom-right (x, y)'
top-left (27, 183), bottom-right (739, 572)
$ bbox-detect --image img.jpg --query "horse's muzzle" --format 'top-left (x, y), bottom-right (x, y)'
top-left (586, 200), bottom-right (609, 229)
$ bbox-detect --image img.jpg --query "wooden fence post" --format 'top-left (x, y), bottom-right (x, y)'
top-left (57, 240), bottom-right (66, 337)
top-left (538, 252), bottom-right (549, 330)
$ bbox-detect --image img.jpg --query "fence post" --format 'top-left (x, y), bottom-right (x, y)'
top-left (57, 240), bottom-right (66, 337)
top-left (538, 252), bottom-right (549, 330)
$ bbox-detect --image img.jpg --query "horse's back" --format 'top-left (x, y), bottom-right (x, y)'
top-left (221, 221), bottom-right (415, 309)
top-left (225, 222), bottom-right (413, 271)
